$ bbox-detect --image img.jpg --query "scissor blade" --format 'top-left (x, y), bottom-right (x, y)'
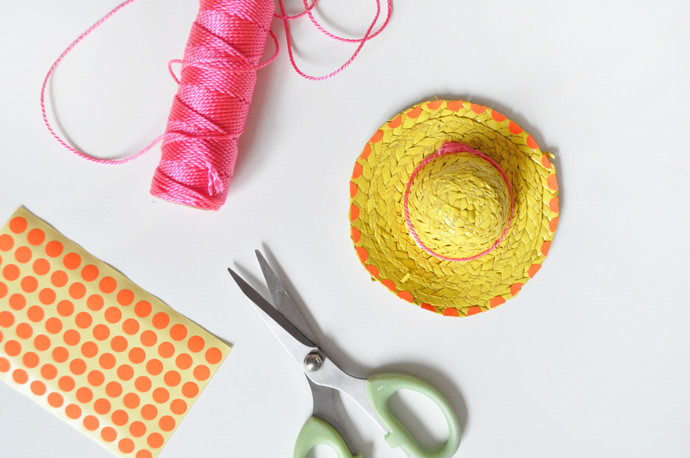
top-left (255, 250), bottom-right (319, 345)
top-left (227, 267), bottom-right (316, 349)
top-left (253, 253), bottom-right (358, 448)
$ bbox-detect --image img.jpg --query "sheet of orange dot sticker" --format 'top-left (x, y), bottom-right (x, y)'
top-left (0, 207), bottom-right (230, 457)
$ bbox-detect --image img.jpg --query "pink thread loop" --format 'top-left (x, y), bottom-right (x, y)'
top-left (276, 0), bottom-right (392, 80)
top-left (40, 0), bottom-right (163, 164)
top-left (273, 0), bottom-right (318, 19)
top-left (303, 0), bottom-right (390, 43)
top-left (403, 142), bottom-right (515, 262)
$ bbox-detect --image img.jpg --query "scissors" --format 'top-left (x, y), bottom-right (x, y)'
top-left (227, 250), bottom-right (462, 458)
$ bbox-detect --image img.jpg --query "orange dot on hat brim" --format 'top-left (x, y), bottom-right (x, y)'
top-left (427, 100), bottom-right (443, 110)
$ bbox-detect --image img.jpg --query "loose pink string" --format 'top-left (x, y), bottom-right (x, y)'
top-left (404, 142), bottom-right (514, 262)
top-left (303, 0), bottom-right (390, 42)
top-left (276, 0), bottom-right (392, 80)
top-left (40, 0), bottom-right (163, 164)
top-left (41, 0), bottom-right (391, 209)
top-left (273, 0), bottom-right (317, 20)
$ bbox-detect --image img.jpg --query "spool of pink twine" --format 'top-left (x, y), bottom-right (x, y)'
top-left (41, 0), bottom-right (391, 210)
top-left (151, 0), bottom-right (274, 210)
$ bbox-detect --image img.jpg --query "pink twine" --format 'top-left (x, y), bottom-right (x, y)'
top-left (40, 0), bottom-right (163, 165)
top-left (150, 0), bottom-right (275, 210)
top-left (403, 142), bottom-right (514, 262)
top-left (41, 0), bottom-right (391, 210)
top-left (276, 0), bottom-right (392, 80)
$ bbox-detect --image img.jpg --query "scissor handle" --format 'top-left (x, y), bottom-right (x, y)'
top-left (367, 373), bottom-right (461, 458)
top-left (293, 416), bottom-right (363, 458)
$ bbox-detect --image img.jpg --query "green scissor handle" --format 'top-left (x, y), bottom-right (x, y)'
top-left (293, 416), bottom-right (363, 458)
top-left (367, 373), bottom-right (462, 458)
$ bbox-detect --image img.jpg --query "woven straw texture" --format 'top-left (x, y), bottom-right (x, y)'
top-left (349, 100), bottom-right (559, 317)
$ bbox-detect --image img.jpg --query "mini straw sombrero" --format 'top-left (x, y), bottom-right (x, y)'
top-left (349, 100), bottom-right (559, 317)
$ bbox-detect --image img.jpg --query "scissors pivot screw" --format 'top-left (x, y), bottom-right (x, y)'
top-left (304, 351), bottom-right (324, 371)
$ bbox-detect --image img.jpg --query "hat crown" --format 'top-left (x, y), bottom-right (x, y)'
top-left (406, 151), bottom-right (512, 260)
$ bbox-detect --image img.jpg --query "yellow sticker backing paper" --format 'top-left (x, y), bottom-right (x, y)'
top-left (0, 207), bottom-right (230, 457)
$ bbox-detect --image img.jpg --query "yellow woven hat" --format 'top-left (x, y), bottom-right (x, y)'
top-left (349, 100), bottom-right (559, 317)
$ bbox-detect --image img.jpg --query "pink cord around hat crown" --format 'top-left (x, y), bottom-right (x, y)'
top-left (403, 142), bottom-right (514, 262)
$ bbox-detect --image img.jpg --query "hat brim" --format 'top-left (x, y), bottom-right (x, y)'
top-left (349, 100), bottom-right (559, 317)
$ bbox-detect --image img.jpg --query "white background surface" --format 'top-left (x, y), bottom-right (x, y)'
top-left (1, 1), bottom-right (689, 457)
